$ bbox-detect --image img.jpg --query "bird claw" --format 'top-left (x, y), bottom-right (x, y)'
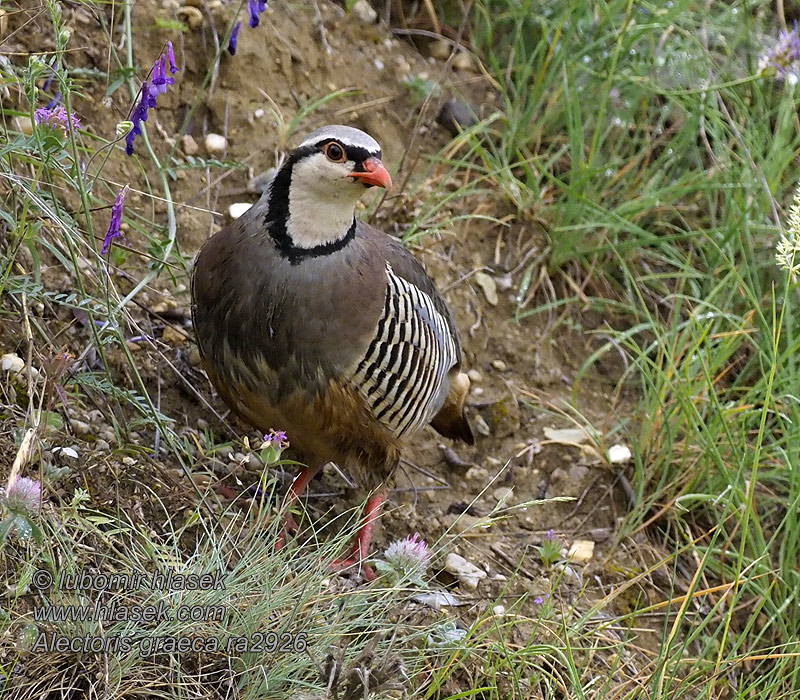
top-left (330, 555), bottom-right (375, 582)
top-left (274, 512), bottom-right (300, 551)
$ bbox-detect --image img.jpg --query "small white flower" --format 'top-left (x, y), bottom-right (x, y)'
top-left (777, 184), bottom-right (800, 275)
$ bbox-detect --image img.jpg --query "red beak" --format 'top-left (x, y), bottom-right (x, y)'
top-left (349, 156), bottom-right (392, 189)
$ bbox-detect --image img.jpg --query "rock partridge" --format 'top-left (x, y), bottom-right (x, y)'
top-left (191, 125), bottom-right (474, 578)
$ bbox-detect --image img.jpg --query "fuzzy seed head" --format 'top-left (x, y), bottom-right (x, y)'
top-left (2, 477), bottom-right (41, 515)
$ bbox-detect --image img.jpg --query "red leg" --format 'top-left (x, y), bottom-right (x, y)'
top-left (276, 464), bottom-right (322, 549)
top-left (331, 492), bottom-right (387, 581)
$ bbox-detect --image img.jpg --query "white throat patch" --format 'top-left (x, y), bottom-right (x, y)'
top-left (285, 153), bottom-right (363, 249)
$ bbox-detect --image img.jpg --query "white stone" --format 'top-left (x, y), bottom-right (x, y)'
top-left (205, 133), bottom-right (227, 154)
top-left (1, 353), bottom-right (24, 373)
top-left (444, 552), bottom-right (487, 590)
top-left (475, 271), bottom-right (499, 306)
top-left (228, 202), bottom-right (252, 219)
top-left (54, 446), bottom-right (79, 460)
top-left (608, 443), bottom-right (632, 463)
top-left (412, 591), bottom-right (462, 610)
top-left (567, 539), bottom-right (595, 564)
top-left (181, 134), bottom-right (199, 155)
top-left (492, 604), bottom-right (505, 617)
top-left (467, 368), bottom-right (483, 383)
top-left (351, 0), bottom-right (377, 23)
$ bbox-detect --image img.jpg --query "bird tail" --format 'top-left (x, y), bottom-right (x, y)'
top-left (431, 372), bottom-right (475, 445)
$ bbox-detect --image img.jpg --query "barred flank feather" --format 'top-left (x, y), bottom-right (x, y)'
top-left (350, 264), bottom-right (458, 438)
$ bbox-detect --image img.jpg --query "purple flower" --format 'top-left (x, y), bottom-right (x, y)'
top-left (167, 41), bottom-right (178, 74)
top-left (760, 21), bottom-right (800, 78)
top-left (247, 0), bottom-right (267, 27)
top-left (545, 528), bottom-right (556, 541)
top-left (381, 533), bottom-right (431, 584)
top-left (1, 477), bottom-right (41, 516)
top-left (152, 54), bottom-right (175, 94)
top-left (263, 429), bottom-right (289, 450)
top-left (34, 106), bottom-right (80, 133)
top-left (102, 186), bottom-right (129, 255)
top-left (533, 594), bottom-right (549, 605)
top-left (45, 91), bottom-right (62, 109)
top-left (125, 45), bottom-right (179, 156)
top-left (228, 21), bottom-right (242, 55)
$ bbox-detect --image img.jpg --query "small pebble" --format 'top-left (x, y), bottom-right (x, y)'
top-left (436, 98), bottom-right (478, 136)
top-left (474, 271), bottom-right (499, 306)
top-left (228, 202), bottom-right (252, 219)
top-left (496, 274), bottom-right (513, 291)
top-left (491, 359), bottom-right (507, 372)
top-left (493, 486), bottom-right (514, 503)
top-left (608, 444), bottom-right (632, 464)
top-left (69, 419), bottom-right (91, 436)
top-left (452, 51), bottom-right (475, 71)
top-left (567, 540), bottom-right (595, 564)
top-left (53, 446), bottom-right (79, 460)
top-left (181, 134), bottom-right (200, 156)
top-left (95, 439), bottom-right (110, 451)
top-left (15, 117), bottom-right (33, 135)
top-left (467, 368), bottom-right (483, 383)
top-left (350, 0), bottom-right (377, 23)
top-left (176, 5), bottom-right (203, 29)
top-left (205, 133), bottom-right (227, 154)
top-left (492, 605), bottom-right (505, 617)
top-left (464, 465), bottom-right (488, 482)
top-left (247, 168), bottom-right (276, 194)
top-left (444, 552), bottom-right (487, 590)
top-left (429, 39), bottom-right (450, 60)
top-left (474, 415), bottom-right (491, 437)
top-left (1, 353), bottom-right (24, 373)
top-left (254, 108), bottom-right (265, 119)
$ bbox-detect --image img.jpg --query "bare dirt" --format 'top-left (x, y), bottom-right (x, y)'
top-left (0, 0), bottom-right (673, 695)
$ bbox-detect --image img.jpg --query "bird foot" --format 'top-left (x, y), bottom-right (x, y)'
top-left (330, 554), bottom-right (375, 582)
top-left (274, 512), bottom-right (300, 551)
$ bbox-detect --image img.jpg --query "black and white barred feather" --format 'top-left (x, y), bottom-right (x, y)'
top-left (349, 263), bottom-right (458, 438)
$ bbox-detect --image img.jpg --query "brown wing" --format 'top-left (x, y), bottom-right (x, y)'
top-left (358, 222), bottom-right (474, 445)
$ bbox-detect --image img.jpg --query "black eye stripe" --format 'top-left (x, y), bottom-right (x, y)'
top-left (312, 139), bottom-right (381, 164)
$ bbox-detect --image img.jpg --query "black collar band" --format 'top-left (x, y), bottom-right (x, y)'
top-left (273, 217), bottom-right (357, 264)
top-left (264, 145), bottom-right (358, 265)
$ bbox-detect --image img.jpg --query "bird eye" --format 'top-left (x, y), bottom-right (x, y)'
top-left (323, 142), bottom-right (346, 162)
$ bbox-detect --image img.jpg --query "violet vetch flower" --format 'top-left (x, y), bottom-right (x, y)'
top-left (759, 20), bottom-right (800, 81)
top-left (152, 54), bottom-right (175, 94)
top-left (125, 42), bottom-right (179, 155)
top-left (167, 40), bottom-right (178, 73)
top-left (228, 20), bottom-right (242, 55)
top-left (45, 91), bottom-right (62, 109)
top-left (248, 0), bottom-right (260, 27)
top-left (102, 185), bottom-right (129, 255)
top-left (1, 477), bottom-right (41, 516)
top-left (247, 0), bottom-right (267, 27)
top-left (34, 106), bottom-right (80, 133)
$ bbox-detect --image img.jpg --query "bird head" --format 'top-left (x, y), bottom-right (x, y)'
top-left (290, 125), bottom-right (392, 200)
top-left (267, 125), bottom-right (393, 255)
